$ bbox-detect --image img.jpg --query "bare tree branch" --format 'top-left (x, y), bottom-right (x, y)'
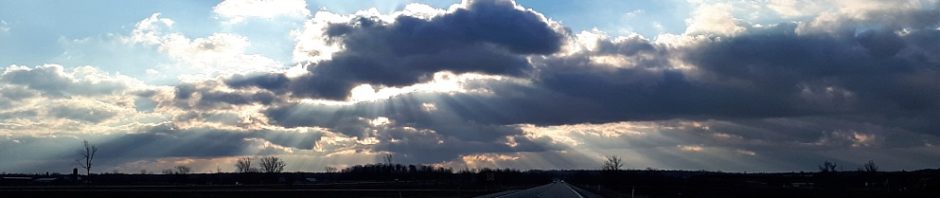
top-left (259, 156), bottom-right (286, 173)
top-left (819, 161), bottom-right (838, 173)
top-left (77, 140), bottom-right (98, 176)
top-left (235, 156), bottom-right (254, 173)
top-left (384, 153), bottom-right (393, 165)
top-left (602, 155), bottom-right (623, 171)
top-left (175, 166), bottom-right (192, 174)
top-left (863, 160), bottom-right (879, 173)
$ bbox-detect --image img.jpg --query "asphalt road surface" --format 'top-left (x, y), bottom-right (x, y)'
top-left (475, 182), bottom-right (601, 198)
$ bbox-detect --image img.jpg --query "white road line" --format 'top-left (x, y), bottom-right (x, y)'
top-left (562, 183), bottom-right (585, 198)
top-left (494, 183), bottom-right (551, 198)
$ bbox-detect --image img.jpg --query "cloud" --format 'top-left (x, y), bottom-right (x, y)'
top-left (0, 64), bottom-right (167, 136)
top-left (0, 86), bottom-right (37, 103)
top-left (213, 0), bottom-right (310, 24)
top-left (275, 0), bottom-right (567, 100)
top-left (225, 72), bottom-right (291, 91)
top-left (249, 1), bottom-right (940, 169)
top-left (516, 118), bottom-right (940, 170)
top-left (102, 0), bottom-right (940, 171)
top-left (433, 6), bottom-right (938, 131)
top-left (767, 0), bottom-right (828, 18)
top-left (624, 9), bottom-right (646, 18)
top-left (677, 144), bottom-right (705, 152)
top-left (684, 3), bottom-right (745, 36)
top-left (48, 105), bottom-right (119, 123)
top-left (172, 82), bottom-right (280, 110)
top-left (681, 15), bottom-right (940, 130)
top-left (125, 13), bottom-right (283, 81)
top-left (4, 0), bottom-right (940, 172)
top-left (0, 64), bottom-right (137, 97)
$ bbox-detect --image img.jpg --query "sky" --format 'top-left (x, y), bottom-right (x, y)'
top-left (0, 0), bottom-right (938, 174)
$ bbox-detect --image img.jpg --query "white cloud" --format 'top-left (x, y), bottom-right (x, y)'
top-left (125, 13), bottom-right (283, 81)
top-left (126, 13), bottom-right (175, 45)
top-left (367, 116), bottom-right (392, 127)
top-left (767, 0), bottom-right (827, 18)
top-left (684, 3), bottom-right (745, 36)
top-left (828, 0), bottom-right (937, 19)
top-left (213, 0), bottom-right (310, 24)
top-left (420, 103), bottom-right (438, 112)
top-left (243, 137), bottom-right (295, 154)
top-left (401, 3), bottom-right (447, 20)
top-left (624, 9), bottom-right (646, 18)
top-left (290, 11), bottom-right (353, 63)
top-left (814, 130), bottom-right (883, 148)
top-left (1, 64), bottom-right (145, 96)
top-left (765, 0), bottom-right (940, 22)
top-left (344, 71), bottom-right (508, 102)
top-left (288, 3), bottom-right (483, 64)
top-left (735, 149), bottom-right (757, 156)
top-left (0, 64), bottom-right (167, 136)
top-left (850, 132), bottom-right (877, 148)
top-left (677, 144), bottom-right (705, 152)
top-left (459, 153), bottom-right (522, 169)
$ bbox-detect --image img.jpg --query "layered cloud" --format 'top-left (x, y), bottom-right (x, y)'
top-left (0, 65), bottom-right (156, 134)
top-left (1, 0), bottom-right (939, 173)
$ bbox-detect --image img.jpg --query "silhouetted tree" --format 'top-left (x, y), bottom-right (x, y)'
top-left (819, 161), bottom-right (838, 173)
top-left (384, 153), bottom-right (393, 165)
top-left (175, 166), bottom-right (192, 174)
top-left (259, 156), bottom-right (286, 173)
top-left (863, 160), bottom-right (878, 173)
top-left (602, 155), bottom-right (624, 171)
top-left (235, 156), bottom-right (254, 173)
top-left (324, 166), bottom-right (337, 173)
top-left (77, 140), bottom-right (98, 176)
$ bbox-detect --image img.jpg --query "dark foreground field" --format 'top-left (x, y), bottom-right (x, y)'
top-left (0, 185), bottom-right (495, 198)
top-left (3, 164), bottom-right (940, 198)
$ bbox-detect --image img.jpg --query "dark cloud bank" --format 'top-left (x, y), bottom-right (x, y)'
top-left (233, 0), bottom-right (940, 169)
top-left (233, 0), bottom-right (566, 100)
top-left (233, 0), bottom-right (940, 126)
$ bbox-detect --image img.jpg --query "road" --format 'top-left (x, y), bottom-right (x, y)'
top-left (475, 182), bottom-right (601, 198)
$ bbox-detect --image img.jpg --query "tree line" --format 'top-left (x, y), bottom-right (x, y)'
top-left (75, 140), bottom-right (888, 177)
top-left (76, 140), bottom-right (286, 176)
